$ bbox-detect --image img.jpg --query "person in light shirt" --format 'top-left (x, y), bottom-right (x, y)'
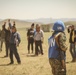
top-left (34, 24), bottom-right (44, 56)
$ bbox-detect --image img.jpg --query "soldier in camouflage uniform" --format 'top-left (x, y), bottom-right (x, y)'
top-left (48, 21), bottom-right (67, 75)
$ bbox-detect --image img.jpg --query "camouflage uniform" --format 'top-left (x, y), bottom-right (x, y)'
top-left (49, 59), bottom-right (63, 75)
top-left (49, 32), bottom-right (67, 75)
top-left (58, 32), bottom-right (67, 51)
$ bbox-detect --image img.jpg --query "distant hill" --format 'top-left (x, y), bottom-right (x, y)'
top-left (26, 18), bottom-right (76, 24)
top-left (26, 18), bottom-right (51, 24)
top-left (0, 19), bottom-right (42, 29)
top-left (0, 18), bottom-right (76, 29)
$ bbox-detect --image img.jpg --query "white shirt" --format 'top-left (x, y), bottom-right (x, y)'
top-left (34, 30), bottom-right (44, 41)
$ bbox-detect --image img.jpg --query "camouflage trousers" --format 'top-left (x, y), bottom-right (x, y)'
top-left (49, 58), bottom-right (66, 75)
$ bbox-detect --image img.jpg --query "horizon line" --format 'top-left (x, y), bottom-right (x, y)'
top-left (0, 17), bottom-right (76, 20)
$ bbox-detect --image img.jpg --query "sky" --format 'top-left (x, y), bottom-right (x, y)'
top-left (0, 0), bottom-right (76, 20)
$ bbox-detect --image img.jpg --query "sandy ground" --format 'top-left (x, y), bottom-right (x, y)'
top-left (0, 28), bottom-right (76, 75)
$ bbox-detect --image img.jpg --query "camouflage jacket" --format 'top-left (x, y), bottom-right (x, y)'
top-left (55, 32), bottom-right (68, 51)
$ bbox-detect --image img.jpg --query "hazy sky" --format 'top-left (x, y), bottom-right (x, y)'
top-left (0, 0), bottom-right (76, 20)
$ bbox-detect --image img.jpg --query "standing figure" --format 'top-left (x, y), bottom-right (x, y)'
top-left (27, 23), bottom-right (34, 54)
top-left (48, 21), bottom-right (67, 75)
top-left (1, 25), bottom-right (6, 51)
top-left (3, 26), bottom-right (10, 57)
top-left (34, 24), bottom-right (44, 56)
top-left (8, 19), bottom-right (12, 32)
top-left (68, 25), bottom-right (76, 62)
top-left (13, 21), bottom-right (16, 27)
top-left (8, 26), bottom-right (21, 65)
top-left (74, 29), bottom-right (76, 60)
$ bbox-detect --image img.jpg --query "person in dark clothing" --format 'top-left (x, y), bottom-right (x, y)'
top-left (3, 26), bottom-right (10, 57)
top-left (27, 23), bottom-right (34, 54)
top-left (13, 21), bottom-right (16, 27)
top-left (68, 25), bottom-right (76, 62)
top-left (8, 19), bottom-right (12, 33)
top-left (67, 25), bottom-right (71, 33)
top-left (3, 22), bottom-right (6, 28)
top-left (1, 25), bottom-right (6, 51)
top-left (8, 26), bottom-right (21, 65)
top-left (74, 29), bottom-right (76, 60)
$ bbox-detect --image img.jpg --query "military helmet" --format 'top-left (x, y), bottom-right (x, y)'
top-left (53, 20), bottom-right (65, 31)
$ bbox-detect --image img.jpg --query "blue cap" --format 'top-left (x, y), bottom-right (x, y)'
top-left (53, 20), bottom-right (65, 31)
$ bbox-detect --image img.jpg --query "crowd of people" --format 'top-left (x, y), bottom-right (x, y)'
top-left (0, 19), bottom-right (76, 75)
top-left (27, 21), bottom-right (76, 75)
top-left (0, 20), bottom-right (44, 65)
